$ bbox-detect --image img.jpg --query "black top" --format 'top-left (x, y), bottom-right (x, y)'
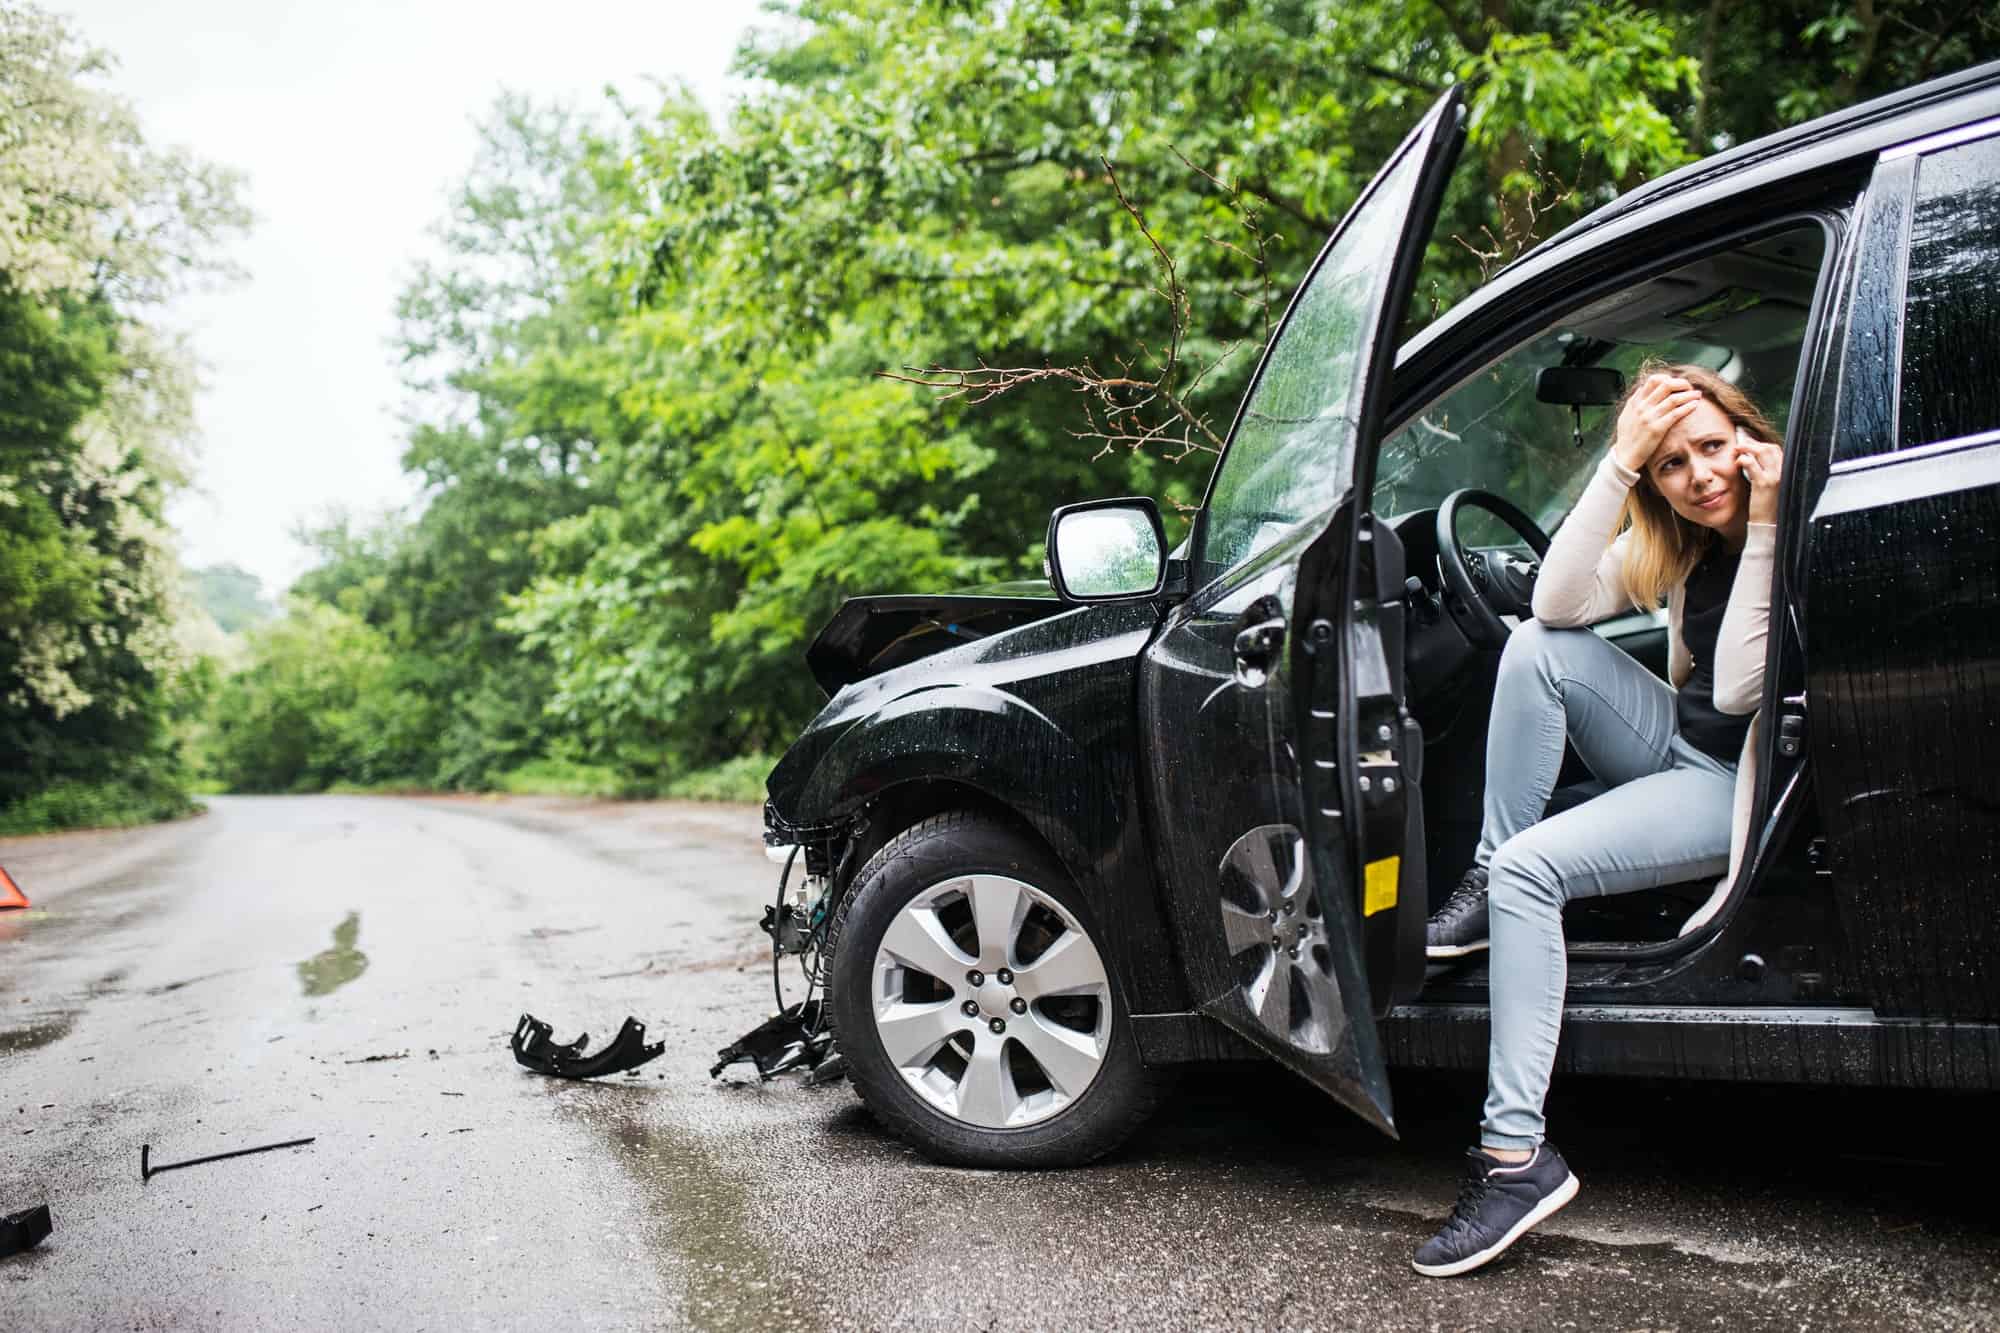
top-left (1677, 545), bottom-right (1753, 762)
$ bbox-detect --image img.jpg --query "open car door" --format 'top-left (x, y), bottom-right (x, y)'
top-left (1139, 89), bottom-right (1464, 1134)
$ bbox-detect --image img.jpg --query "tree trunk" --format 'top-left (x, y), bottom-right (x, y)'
top-left (1833, 0), bottom-right (1884, 106)
top-left (1691, 0), bottom-right (1725, 152)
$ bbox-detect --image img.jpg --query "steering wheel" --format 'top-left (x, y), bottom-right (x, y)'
top-left (1435, 489), bottom-right (1553, 647)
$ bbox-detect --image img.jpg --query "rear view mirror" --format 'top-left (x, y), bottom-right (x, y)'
top-left (1047, 498), bottom-right (1166, 602)
top-left (1535, 366), bottom-right (1625, 406)
top-left (1536, 366), bottom-right (1625, 449)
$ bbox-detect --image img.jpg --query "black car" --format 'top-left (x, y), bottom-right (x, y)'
top-left (753, 65), bottom-right (2000, 1167)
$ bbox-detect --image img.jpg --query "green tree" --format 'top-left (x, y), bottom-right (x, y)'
top-left (222, 1), bottom-right (1999, 800)
top-left (191, 563), bottom-right (274, 634)
top-left (205, 602), bottom-right (421, 792)
top-left (0, 7), bottom-right (247, 829)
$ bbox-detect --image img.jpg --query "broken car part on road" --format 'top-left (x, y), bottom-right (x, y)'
top-left (511, 1013), bottom-right (664, 1079)
top-left (1, 1204), bottom-right (52, 1258)
top-left (709, 1000), bottom-right (836, 1080)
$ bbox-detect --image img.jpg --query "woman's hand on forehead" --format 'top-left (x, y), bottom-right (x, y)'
top-left (1612, 373), bottom-right (1705, 473)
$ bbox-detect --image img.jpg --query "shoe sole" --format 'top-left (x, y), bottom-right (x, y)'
top-left (1425, 939), bottom-right (1490, 959)
top-left (1410, 1170), bottom-right (1580, 1278)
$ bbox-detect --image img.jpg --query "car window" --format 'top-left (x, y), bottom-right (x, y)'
top-left (1899, 130), bottom-right (2000, 451)
top-left (1376, 224), bottom-right (1826, 533)
top-left (1376, 330), bottom-right (1734, 539)
top-left (1196, 147), bottom-right (1425, 585)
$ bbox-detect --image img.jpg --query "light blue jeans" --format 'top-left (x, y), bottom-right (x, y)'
top-left (1475, 621), bottom-right (1735, 1150)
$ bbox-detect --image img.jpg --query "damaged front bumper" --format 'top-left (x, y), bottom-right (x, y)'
top-left (708, 806), bottom-right (859, 1082)
top-left (709, 1001), bottom-right (838, 1080)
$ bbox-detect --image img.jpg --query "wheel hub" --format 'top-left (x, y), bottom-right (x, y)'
top-left (974, 976), bottom-right (1020, 1022)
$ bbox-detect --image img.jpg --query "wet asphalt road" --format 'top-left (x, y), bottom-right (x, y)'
top-left (2, 794), bottom-right (1996, 1330)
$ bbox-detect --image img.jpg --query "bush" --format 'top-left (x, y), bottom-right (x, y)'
top-left (204, 602), bottom-right (425, 792)
top-left (0, 771), bottom-right (199, 836)
top-left (495, 757), bottom-right (628, 798)
top-left (323, 777), bottom-right (429, 795)
top-left (664, 753), bottom-right (775, 804)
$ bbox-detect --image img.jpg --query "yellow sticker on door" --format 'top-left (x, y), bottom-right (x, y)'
top-left (1363, 856), bottom-right (1400, 917)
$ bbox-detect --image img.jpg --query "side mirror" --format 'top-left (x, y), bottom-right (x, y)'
top-left (1046, 498), bottom-right (1167, 603)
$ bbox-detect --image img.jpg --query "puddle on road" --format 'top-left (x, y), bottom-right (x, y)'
top-left (0, 1011), bottom-right (75, 1058)
top-left (297, 912), bottom-right (368, 997)
top-left (577, 1091), bottom-right (821, 1329)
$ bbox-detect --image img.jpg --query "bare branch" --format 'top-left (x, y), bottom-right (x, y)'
top-left (880, 146), bottom-right (1277, 471)
top-left (1353, 63), bottom-right (1447, 95)
top-left (1451, 144), bottom-right (1577, 285)
top-left (1170, 144), bottom-right (1275, 345)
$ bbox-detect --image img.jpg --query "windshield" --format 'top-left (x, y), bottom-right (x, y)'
top-left (1373, 223), bottom-right (1824, 542)
top-left (1374, 331), bottom-right (1737, 538)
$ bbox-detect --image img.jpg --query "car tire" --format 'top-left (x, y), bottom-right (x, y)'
top-left (826, 810), bottom-right (1169, 1168)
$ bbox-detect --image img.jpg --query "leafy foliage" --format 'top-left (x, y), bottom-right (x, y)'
top-left (191, 563), bottom-right (275, 634)
top-left (209, 0), bottom-right (1999, 798)
top-left (0, 6), bottom-right (245, 830)
top-left (204, 602), bottom-right (425, 793)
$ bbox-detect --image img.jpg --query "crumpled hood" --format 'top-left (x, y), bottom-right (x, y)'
top-left (803, 579), bottom-right (1062, 695)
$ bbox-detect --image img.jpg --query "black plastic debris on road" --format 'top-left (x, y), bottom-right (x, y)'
top-left (341, 1050), bottom-right (409, 1064)
top-left (511, 1013), bottom-right (663, 1079)
top-left (141, 1137), bottom-right (316, 1182)
top-left (1, 1204), bottom-right (51, 1258)
top-left (711, 1000), bottom-right (834, 1081)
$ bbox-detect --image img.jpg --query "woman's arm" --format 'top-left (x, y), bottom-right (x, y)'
top-left (1713, 523), bottom-right (1775, 713)
top-left (1714, 430), bottom-right (1785, 714)
top-left (1530, 454), bottom-right (1639, 626)
top-left (1532, 372), bottom-right (1705, 627)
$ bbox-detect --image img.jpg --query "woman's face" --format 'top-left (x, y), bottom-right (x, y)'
top-left (1642, 396), bottom-right (1746, 535)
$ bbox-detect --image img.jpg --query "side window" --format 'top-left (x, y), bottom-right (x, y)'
top-left (1195, 147), bottom-right (1424, 586)
top-left (1899, 131), bottom-right (2000, 450)
top-left (1837, 124), bottom-right (2000, 465)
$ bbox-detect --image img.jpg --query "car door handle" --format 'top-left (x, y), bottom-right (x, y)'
top-left (1233, 616), bottom-right (1287, 671)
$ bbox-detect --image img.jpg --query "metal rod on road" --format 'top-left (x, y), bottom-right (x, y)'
top-left (141, 1137), bottom-right (316, 1182)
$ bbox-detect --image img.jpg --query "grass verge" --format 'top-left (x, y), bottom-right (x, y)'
top-left (495, 758), bottom-right (627, 798)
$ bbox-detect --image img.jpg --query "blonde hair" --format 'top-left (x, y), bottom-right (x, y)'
top-left (1614, 361), bottom-right (1780, 610)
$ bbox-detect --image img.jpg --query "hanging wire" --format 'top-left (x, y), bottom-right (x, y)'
top-left (770, 844), bottom-right (800, 1013)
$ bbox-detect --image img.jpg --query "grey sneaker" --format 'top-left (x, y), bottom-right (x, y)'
top-left (1426, 866), bottom-right (1490, 958)
top-left (1412, 1142), bottom-right (1580, 1277)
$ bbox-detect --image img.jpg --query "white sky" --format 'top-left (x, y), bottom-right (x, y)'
top-left (54, 0), bottom-right (764, 597)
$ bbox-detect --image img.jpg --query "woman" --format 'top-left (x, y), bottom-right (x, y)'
top-left (1411, 364), bottom-right (1786, 1278)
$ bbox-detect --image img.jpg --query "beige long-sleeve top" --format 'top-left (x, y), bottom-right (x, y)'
top-left (1527, 453), bottom-right (1773, 933)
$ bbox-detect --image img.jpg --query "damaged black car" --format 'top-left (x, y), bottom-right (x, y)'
top-left (742, 67), bottom-right (2000, 1166)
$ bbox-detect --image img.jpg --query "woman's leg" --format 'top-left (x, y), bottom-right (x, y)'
top-left (1474, 621), bottom-right (1682, 869)
top-left (1479, 743), bottom-right (1736, 1150)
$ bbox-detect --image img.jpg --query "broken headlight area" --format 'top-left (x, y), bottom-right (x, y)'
top-left (711, 812), bottom-right (853, 1083)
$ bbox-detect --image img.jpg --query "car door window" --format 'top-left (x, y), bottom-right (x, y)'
top-left (1898, 129), bottom-right (2000, 451)
top-left (1195, 147), bottom-right (1426, 586)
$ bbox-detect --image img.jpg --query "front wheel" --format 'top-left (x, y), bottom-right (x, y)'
top-left (827, 811), bottom-right (1168, 1167)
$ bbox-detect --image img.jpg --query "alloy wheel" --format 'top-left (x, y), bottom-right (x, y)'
top-left (1218, 824), bottom-right (1340, 1053)
top-left (870, 873), bottom-right (1111, 1129)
